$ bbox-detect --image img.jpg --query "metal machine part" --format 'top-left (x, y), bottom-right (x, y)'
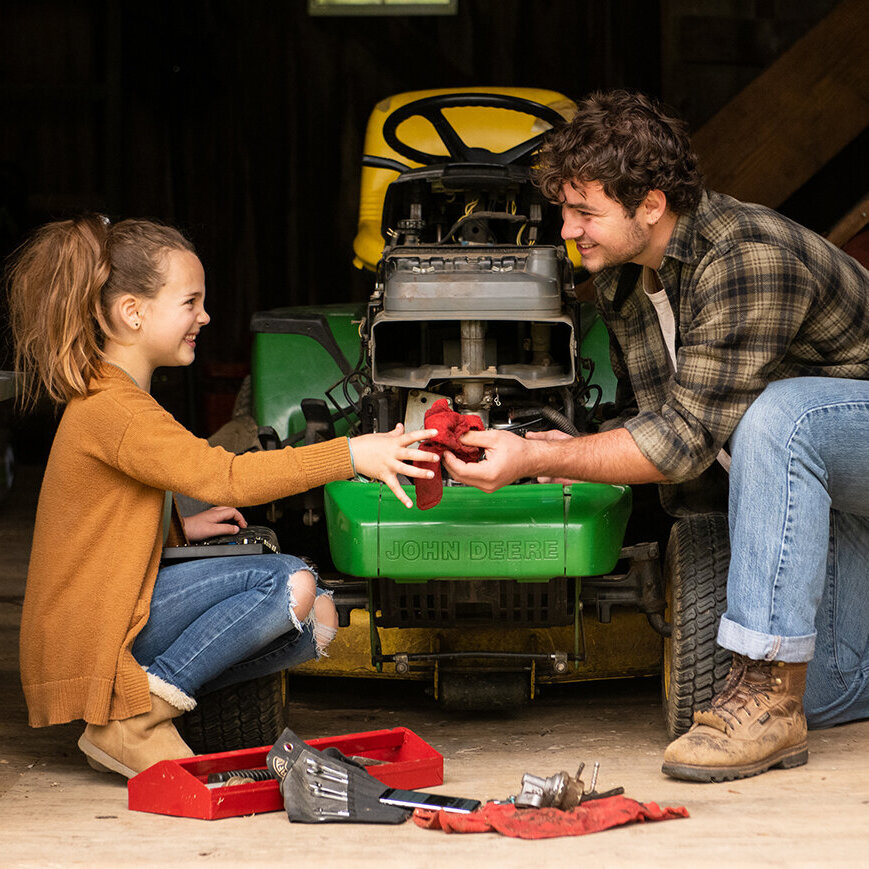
top-left (515, 770), bottom-right (582, 811)
top-left (368, 247), bottom-right (578, 405)
top-left (513, 761), bottom-right (624, 810)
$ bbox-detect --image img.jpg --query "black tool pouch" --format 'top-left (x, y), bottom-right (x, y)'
top-left (266, 728), bottom-right (410, 824)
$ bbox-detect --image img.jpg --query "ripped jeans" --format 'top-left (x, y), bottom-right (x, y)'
top-left (132, 554), bottom-right (332, 703)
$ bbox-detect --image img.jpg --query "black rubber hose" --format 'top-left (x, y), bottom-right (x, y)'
top-left (511, 405), bottom-right (581, 437)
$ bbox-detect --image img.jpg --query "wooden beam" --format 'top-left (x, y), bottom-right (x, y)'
top-left (693, 0), bottom-right (869, 208)
top-left (826, 190), bottom-right (869, 246)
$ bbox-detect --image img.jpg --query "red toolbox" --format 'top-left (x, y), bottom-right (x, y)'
top-left (128, 727), bottom-right (444, 820)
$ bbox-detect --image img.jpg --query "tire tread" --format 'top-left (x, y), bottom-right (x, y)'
top-left (663, 513), bottom-right (731, 738)
top-left (178, 671), bottom-right (286, 755)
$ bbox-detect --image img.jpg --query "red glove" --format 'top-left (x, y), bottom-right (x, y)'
top-left (413, 796), bottom-right (689, 838)
top-left (413, 398), bottom-right (484, 510)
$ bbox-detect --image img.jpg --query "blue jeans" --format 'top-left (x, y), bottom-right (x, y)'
top-left (132, 554), bottom-right (327, 699)
top-left (717, 377), bottom-right (869, 728)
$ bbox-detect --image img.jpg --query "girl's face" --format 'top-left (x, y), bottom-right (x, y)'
top-left (138, 250), bottom-right (210, 369)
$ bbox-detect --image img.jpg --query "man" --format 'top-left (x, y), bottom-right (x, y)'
top-left (443, 90), bottom-right (869, 783)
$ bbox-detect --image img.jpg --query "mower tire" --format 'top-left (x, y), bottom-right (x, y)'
top-left (662, 512), bottom-right (732, 739)
top-left (178, 671), bottom-right (286, 755)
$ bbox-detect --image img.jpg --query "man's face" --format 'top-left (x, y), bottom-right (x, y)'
top-left (559, 180), bottom-right (653, 273)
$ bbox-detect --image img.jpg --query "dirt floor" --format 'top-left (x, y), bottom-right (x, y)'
top-left (2, 464), bottom-right (869, 867)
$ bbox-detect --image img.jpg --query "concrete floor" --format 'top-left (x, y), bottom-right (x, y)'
top-left (2, 464), bottom-right (869, 867)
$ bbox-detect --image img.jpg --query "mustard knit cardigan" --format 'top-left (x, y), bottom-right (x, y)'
top-left (19, 366), bottom-right (352, 727)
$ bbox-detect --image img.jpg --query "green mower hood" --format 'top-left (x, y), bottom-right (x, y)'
top-left (324, 481), bottom-right (631, 581)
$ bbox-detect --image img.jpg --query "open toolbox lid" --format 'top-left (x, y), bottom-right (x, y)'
top-left (128, 726), bottom-right (443, 820)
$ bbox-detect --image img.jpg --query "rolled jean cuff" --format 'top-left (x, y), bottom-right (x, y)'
top-left (717, 616), bottom-right (815, 663)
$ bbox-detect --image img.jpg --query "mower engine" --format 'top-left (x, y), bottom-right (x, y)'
top-left (362, 243), bottom-right (585, 443)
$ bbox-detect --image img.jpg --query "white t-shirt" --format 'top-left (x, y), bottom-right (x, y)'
top-left (642, 267), bottom-right (731, 472)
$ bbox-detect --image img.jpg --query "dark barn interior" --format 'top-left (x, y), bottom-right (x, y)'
top-left (1, 0), bottom-right (866, 443)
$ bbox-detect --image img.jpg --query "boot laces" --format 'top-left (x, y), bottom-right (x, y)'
top-left (708, 655), bottom-right (775, 730)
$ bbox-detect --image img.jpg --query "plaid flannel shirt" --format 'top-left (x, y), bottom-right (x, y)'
top-left (594, 190), bottom-right (869, 482)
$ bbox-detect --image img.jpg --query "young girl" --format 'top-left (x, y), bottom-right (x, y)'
top-left (8, 215), bottom-right (438, 778)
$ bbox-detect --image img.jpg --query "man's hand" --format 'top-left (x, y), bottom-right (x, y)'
top-left (442, 429), bottom-right (540, 492)
top-left (349, 424), bottom-right (439, 508)
top-left (444, 426), bottom-right (668, 493)
top-left (182, 506), bottom-right (248, 542)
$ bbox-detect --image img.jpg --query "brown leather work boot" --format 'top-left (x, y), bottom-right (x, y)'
top-left (662, 654), bottom-right (809, 782)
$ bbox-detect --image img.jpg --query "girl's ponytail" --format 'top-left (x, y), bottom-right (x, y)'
top-left (6, 214), bottom-right (193, 407)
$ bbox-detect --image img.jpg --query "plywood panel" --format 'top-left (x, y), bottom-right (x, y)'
top-left (692, 0), bottom-right (869, 206)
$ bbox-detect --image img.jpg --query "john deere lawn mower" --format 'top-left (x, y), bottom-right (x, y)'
top-left (183, 87), bottom-right (731, 753)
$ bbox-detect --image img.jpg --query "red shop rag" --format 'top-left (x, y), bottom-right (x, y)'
top-left (412, 796), bottom-right (689, 838)
top-left (413, 398), bottom-right (484, 510)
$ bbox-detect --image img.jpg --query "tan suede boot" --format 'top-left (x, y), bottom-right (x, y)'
top-left (78, 693), bottom-right (195, 778)
top-left (662, 654), bottom-right (809, 782)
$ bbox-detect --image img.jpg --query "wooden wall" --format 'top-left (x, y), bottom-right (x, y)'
top-left (2, 0), bottom-right (863, 437)
top-left (0, 1), bottom-right (659, 380)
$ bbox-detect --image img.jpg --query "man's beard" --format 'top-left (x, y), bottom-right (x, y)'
top-left (582, 218), bottom-right (650, 272)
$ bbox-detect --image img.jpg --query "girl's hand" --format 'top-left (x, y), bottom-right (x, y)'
top-left (349, 424), bottom-right (439, 508)
top-left (182, 505), bottom-right (248, 542)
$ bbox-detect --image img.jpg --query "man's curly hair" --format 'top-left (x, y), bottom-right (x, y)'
top-left (534, 90), bottom-right (704, 216)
